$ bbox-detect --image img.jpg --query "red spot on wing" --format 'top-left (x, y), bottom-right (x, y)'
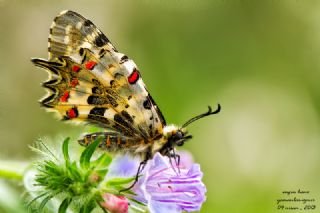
top-left (85, 61), bottom-right (97, 70)
top-left (67, 108), bottom-right (78, 119)
top-left (128, 69), bottom-right (140, 84)
top-left (72, 65), bottom-right (81, 72)
top-left (69, 78), bottom-right (79, 87)
top-left (60, 91), bottom-right (70, 102)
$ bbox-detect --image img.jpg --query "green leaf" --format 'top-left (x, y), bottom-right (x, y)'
top-left (79, 199), bottom-right (96, 213)
top-left (80, 138), bottom-right (102, 170)
top-left (91, 153), bottom-right (112, 169)
top-left (39, 194), bottom-right (55, 211)
top-left (106, 176), bottom-right (136, 187)
top-left (67, 161), bottom-right (82, 181)
top-left (101, 207), bottom-right (109, 213)
top-left (95, 168), bottom-right (109, 178)
top-left (67, 162), bottom-right (83, 182)
top-left (62, 137), bottom-right (71, 165)
top-left (27, 192), bottom-right (49, 208)
top-left (58, 197), bottom-right (72, 213)
top-left (111, 185), bottom-right (136, 195)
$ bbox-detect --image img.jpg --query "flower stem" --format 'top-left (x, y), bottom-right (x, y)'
top-left (0, 161), bottom-right (29, 181)
top-left (0, 169), bottom-right (23, 180)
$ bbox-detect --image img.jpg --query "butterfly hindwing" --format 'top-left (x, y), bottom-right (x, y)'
top-left (33, 10), bottom-right (166, 146)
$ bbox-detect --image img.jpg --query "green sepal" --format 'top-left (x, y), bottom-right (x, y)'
top-left (58, 197), bottom-right (72, 213)
top-left (106, 176), bottom-right (136, 187)
top-left (62, 137), bottom-right (71, 165)
top-left (79, 199), bottom-right (96, 213)
top-left (39, 193), bottom-right (56, 212)
top-left (27, 192), bottom-right (49, 208)
top-left (112, 185), bottom-right (136, 195)
top-left (91, 153), bottom-right (112, 170)
top-left (95, 168), bottom-right (109, 178)
top-left (80, 138), bottom-right (102, 170)
top-left (67, 161), bottom-right (82, 181)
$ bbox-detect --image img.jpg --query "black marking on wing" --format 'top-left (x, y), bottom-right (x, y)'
top-left (109, 80), bottom-right (115, 87)
top-left (121, 110), bottom-right (134, 124)
top-left (42, 79), bottom-right (59, 86)
top-left (107, 95), bottom-right (118, 107)
top-left (87, 95), bottom-right (108, 105)
top-left (143, 99), bottom-right (151, 110)
top-left (94, 33), bottom-right (109, 47)
top-left (40, 93), bottom-right (56, 108)
top-left (119, 55), bottom-right (129, 64)
top-left (147, 93), bottom-right (166, 125)
top-left (88, 107), bottom-right (109, 124)
top-left (79, 47), bottom-right (84, 56)
top-left (99, 49), bottom-right (107, 58)
top-left (90, 107), bottom-right (106, 115)
top-left (113, 114), bottom-right (135, 136)
top-left (92, 86), bottom-right (103, 94)
top-left (31, 58), bottom-right (62, 75)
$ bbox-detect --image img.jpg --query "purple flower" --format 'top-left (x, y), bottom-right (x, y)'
top-left (141, 153), bottom-right (206, 213)
top-left (107, 155), bottom-right (140, 178)
top-left (109, 151), bottom-right (206, 213)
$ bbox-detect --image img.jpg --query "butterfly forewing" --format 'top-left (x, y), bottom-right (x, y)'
top-left (33, 10), bottom-right (166, 146)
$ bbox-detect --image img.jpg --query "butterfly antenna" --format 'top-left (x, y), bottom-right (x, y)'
top-left (182, 104), bottom-right (221, 128)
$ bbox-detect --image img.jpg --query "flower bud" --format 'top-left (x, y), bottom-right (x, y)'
top-left (100, 193), bottom-right (129, 213)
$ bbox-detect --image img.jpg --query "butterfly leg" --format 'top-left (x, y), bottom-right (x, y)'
top-left (168, 150), bottom-right (181, 173)
top-left (119, 159), bottom-right (148, 193)
top-left (171, 149), bottom-right (180, 167)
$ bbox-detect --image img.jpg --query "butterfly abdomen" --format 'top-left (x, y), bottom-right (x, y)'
top-left (78, 132), bottom-right (154, 156)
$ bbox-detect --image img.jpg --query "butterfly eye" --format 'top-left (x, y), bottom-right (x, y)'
top-left (176, 134), bottom-right (192, 146)
top-left (175, 131), bottom-right (184, 140)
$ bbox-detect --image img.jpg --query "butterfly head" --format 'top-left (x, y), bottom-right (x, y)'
top-left (163, 104), bottom-right (221, 148)
top-left (163, 125), bottom-right (192, 147)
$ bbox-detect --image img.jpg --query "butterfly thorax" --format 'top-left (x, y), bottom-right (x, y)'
top-left (153, 125), bottom-right (190, 157)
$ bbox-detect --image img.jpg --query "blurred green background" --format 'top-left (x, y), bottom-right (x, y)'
top-left (1, 0), bottom-right (320, 212)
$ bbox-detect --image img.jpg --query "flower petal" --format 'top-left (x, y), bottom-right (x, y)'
top-left (107, 155), bottom-right (140, 178)
top-left (176, 150), bottom-right (194, 169)
top-left (148, 200), bottom-right (180, 213)
top-left (141, 153), bottom-right (207, 212)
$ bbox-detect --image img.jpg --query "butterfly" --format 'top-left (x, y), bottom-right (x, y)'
top-left (32, 10), bottom-right (221, 191)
